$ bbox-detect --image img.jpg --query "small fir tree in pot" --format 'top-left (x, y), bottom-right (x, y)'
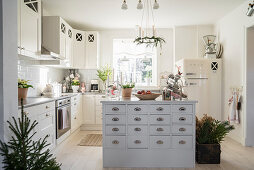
top-left (196, 114), bottom-right (234, 164)
top-left (0, 99), bottom-right (61, 170)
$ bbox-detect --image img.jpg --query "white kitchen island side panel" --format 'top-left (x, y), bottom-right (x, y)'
top-left (101, 99), bottom-right (197, 168)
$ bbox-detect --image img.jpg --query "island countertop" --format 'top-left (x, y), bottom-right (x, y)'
top-left (101, 96), bottom-right (197, 104)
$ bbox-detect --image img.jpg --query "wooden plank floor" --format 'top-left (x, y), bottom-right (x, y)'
top-left (54, 131), bottom-right (254, 170)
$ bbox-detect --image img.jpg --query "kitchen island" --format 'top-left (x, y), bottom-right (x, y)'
top-left (101, 97), bottom-right (197, 168)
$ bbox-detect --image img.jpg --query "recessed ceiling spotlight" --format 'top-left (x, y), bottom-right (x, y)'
top-left (153, 0), bottom-right (159, 9)
top-left (121, 0), bottom-right (128, 10)
top-left (137, 0), bottom-right (143, 10)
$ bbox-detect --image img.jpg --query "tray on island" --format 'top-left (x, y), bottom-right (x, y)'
top-left (134, 93), bottom-right (161, 100)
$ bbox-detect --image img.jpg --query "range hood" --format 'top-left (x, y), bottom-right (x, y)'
top-left (40, 46), bottom-right (62, 60)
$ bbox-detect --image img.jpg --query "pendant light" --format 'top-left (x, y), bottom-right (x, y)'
top-left (137, 0), bottom-right (143, 10)
top-left (121, 0), bottom-right (128, 10)
top-left (153, 0), bottom-right (159, 9)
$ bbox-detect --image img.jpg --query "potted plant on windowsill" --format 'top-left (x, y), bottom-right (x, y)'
top-left (196, 114), bottom-right (234, 164)
top-left (72, 79), bottom-right (80, 93)
top-left (121, 83), bottom-right (135, 98)
top-left (18, 79), bottom-right (33, 99)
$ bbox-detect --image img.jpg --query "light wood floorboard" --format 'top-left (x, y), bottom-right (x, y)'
top-left (55, 131), bottom-right (254, 170)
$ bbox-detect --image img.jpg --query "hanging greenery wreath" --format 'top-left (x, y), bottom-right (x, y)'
top-left (134, 36), bottom-right (165, 48)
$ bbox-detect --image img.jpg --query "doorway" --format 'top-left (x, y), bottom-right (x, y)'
top-left (245, 26), bottom-right (254, 146)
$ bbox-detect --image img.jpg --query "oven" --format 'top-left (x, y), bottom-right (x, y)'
top-left (56, 97), bottom-right (71, 139)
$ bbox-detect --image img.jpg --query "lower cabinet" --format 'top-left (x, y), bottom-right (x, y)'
top-left (71, 94), bottom-right (82, 133)
top-left (82, 95), bottom-right (104, 130)
top-left (18, 101), bottom-right (56, 151)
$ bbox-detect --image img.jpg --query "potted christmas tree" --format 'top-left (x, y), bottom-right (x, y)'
top-left (0, 99), bottom-right (61, 169)
top-left (196, 114), bottom-right (234, 164)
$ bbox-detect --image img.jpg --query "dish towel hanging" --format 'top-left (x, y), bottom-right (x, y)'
top-left (228, 92), bottom-right (241, 124)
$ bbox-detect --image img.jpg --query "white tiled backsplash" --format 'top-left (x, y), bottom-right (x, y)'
top-left (18, 60), bottom-right (65, 97)
top-left (78, 69), bottom-right (98, 84)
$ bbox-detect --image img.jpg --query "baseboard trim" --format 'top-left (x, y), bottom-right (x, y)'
top-left (81, 124), bottom-right (102, 131)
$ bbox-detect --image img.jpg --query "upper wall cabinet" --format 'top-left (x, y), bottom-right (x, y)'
top-left (42, 16), bottom-right (73, 62)
top-left (18, 0), bottom-right (41, 58)
top-left (73, 29), bottom-right (86, 69)
top-left (85, 32), bottom-right (99, 69)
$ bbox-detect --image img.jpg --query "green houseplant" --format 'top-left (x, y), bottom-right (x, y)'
top-left (121, 83), bottom-right (135, 98)
top-left (0, 99), bottom-right (61, 170)
top-left (71, 79), bottom-right (80, 93)
top-left (97, 65), bottom-right (112, 92)
top-left (18, 79), bottom-right (33, 99)
top-left (196, 114), bottom-right (234, 164)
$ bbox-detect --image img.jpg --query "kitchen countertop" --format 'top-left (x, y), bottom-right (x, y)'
top-left (101, 96), bottom-right (198, 104)
top-left (18, 92), bottom-right (105, 109)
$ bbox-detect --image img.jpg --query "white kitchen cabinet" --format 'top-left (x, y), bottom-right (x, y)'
top-left (72, 29), bottom-right (86, 69)
top-left (82, 95), bottom-right (96, 124)
top-left (82, 95), bottom-right (104, 130)
top-left (85, 31), bottom-right (99, 69)
top-left (43, 16), bottom-right (73, 62)
top-left (18, 0), bottom-right (41, 58)
top-left (71, 94), bottom-right (82, 133)
top-left (18, 101), bottom-right (56, 151)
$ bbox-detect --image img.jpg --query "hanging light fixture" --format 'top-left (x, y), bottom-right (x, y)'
top-left (153, 0), bottom-right (159, 9)
top-left (134, 0), bottom-right (165, 48)
top-left (121, 0), bottom-right (128, 10)
top-left (137, 0), bottom-right (143, 10)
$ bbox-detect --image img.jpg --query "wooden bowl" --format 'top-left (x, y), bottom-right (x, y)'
top-left (134, 93), bottom-right (161, 100)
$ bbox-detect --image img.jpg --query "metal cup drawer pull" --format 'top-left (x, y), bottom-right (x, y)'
top-left (134, 107), bottom-right (141, 111)
top-left (134, 127), bottom-right (142, 131)
top-left (156, 107), bottom-right (164, 111)
top-left (134, 117), bottom-right (142, 121)
top-left (112, 140), bottom-right (119, 144)
top-left (112, 128), bottom-right (119, 132)
top-left (112, 117), bottom-right (119, 121)
top-left (179, 140), bottom-right (186, 144)
top-left (112, 107), bottom-right (119, 111)
top-left (157, 117), bottom-right (164, 121)
top-left (179, 107), bottom-right (186, 111)
top-left (179, 127), bottom-right (186, 132)
top-left (156, 140), bottom-right (164, 144)
top-left (134, 140), bottom-right (141, 144)
top-left (46, 106), bottom-right (50, 109)
top-left (156, 128), bottom-right (164, 131)
top-left (179, 117), bottom-right (186, 121)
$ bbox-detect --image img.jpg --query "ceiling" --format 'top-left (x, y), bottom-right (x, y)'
top-left (42, 0), bottom-right (245, 30)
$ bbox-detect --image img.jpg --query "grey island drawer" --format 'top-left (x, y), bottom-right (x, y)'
top-left (150, 105), bottom-right (171, 114)
top-left (172, 105), bottom-right (193, 113)
top-left (106, 105), bottom-right (126, 114)
top-left (127, 136), bottom-right (148, 149)
top-left (127, 105), bottom-right (148, 114)
top-left (106, 125), bottom-right (126, 136)
top-left (150, 136), bottom-right (171, 149)
top-left (105, 115), bottom-right (126, 125)
top-left (105, 136), bottom-right (126, 149)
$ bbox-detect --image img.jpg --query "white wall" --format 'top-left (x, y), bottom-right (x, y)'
top-left (0, 0), bottom-right (18, 168)
top-left (174, 25), bottom-right (214, 62)
top-left (99, 28), bottom-right (174, 86)
top-left (216, 1), bottom-right (254, 145)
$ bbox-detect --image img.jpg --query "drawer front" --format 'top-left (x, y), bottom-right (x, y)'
top-left (25, 101), bottom-right (55, 115)
top-left (128, 136), bottom-right (148, 149)
top-left (172, 136), bottom-right (193, 149)
top-left (106, 125), bottom-right (126, 136)
top-left (105, 115), bottom-right (126, 125)
top-left (38, 110), bottom-right (54, 131)
top-left (128, 115), bottom-right (148, 125)
top-left (127, 105), bottom-right (148, 114)
top-left (172, 114), bottom-right (193, 124)
top-left (150, 105), bottom-right (171, 114)
top-left (71, 95), bottom-right (79, 103)
top-left (172, 125), bottom-right (193, 135)
top-left (150, 125), bottom-right (171, 135)
top-left (105, 136), bottom-right (126, 149)
top-left (150, 136), bottom-right (171, 149)
top-left (149, 115), bottom-right (170, 125)
top-left (106, 105), bottom-right (126, 114)
top-left (128, 125), bottom-right (148, 136)
top-left (172, 105), bottom-right (193, 113)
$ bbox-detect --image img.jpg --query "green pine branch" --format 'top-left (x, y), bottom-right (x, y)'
top-left (0, 99), bottom-right (61, 170)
